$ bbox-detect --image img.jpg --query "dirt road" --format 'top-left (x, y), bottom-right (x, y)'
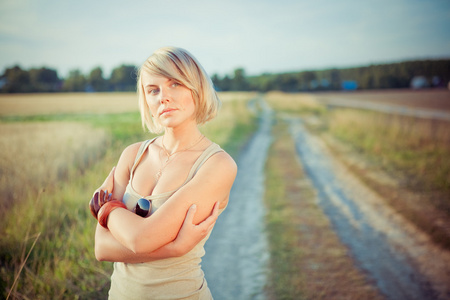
top-left (288, 116), bottom-right (450, 300)
top-left (202, 97), bottom-right (272, 300)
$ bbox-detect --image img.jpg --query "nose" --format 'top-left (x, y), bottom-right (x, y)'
top-left (158, 88), bottom-right (170, 104)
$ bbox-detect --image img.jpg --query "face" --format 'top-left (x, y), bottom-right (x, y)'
top-left (141, 72), bottom-right (196, 130)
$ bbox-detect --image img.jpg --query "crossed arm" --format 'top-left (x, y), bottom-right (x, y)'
top-left (93, 142), bottom-right (237, 263)
top-left (95, 202), bottom-right (219, 263)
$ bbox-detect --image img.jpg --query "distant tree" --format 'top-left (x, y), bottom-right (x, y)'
top-left (29, 67), bottom-right (60, 92)
top-left (109, 64), bottom-right (137, 91)
top-left (253, 74), bottom-right (275, 92)
top-left (231, 68), bottom-right (249, 91)
top-left (360, 73), bottom-right (375, 89)
top-left (211, 74), bottom-right (221, 90)
top-left (88, 67), bottom-right (107, 92)
top-left (62, 70), bottom-right (86, 92)
top-left (217, 75), bottom-right (232, 91)
top-left (276, 73), bottom-right (298, 91)
top-left (328, 69), bottom-right (341, 90)
top-left (299, 71), bottom-right (316, 91)
top-left (0, 65), bottom-right (31, 93)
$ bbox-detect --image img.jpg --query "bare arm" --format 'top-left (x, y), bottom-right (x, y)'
top-left (95, 202), bottom-right (219, 263)
top-left (106, 151), bottom-right (236, 254)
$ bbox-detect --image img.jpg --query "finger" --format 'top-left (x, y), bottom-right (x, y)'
top-left (204, 201), bottom-right (219, 222)
top-left (102, 189), bottom-right (109, 205)
top-left (199, 203), bottom-right (219, 229)
top-left (89, 191), bottom-right (100, 218)
top-left (184, 204), bottom-right (197, 224)
top-left (94, 191), bottom-right (100, 211)
top-left (103, 189), bottom-right (110, 205)
top-left (99, 189), bottom-right (106, 206)
top-left (201, 212), bottom-right (218, 228)
top-left (206, 221), bottom-right (216, 233)
top-left (212, 201), bottom-right (220, 216)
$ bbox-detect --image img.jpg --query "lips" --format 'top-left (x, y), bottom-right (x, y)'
top-left (159, 108), bottom-right (177, 116)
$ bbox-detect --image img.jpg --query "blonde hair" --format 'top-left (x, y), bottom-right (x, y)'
top-left (137, 47), bottom-right (221, 133)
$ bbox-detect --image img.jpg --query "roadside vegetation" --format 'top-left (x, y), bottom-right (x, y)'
top-left (325, 109), bottom-right (450, 249)
top-left (0, 92), bottom-right (257, 299)
top-left (264, 120), bottom-right (382, 299)
top-left (266, 91), bottom-right (450, 251)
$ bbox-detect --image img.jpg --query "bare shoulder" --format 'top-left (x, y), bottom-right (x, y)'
top-left (116, 141), bottom-right (146, 173)
top-left (119, 142), bottom-right (142, 161)
top-left (203, 149), bottom-right (238, 180)
top-left (122, 141), bottom-right (143, 158)
top-left (190, 149), bottom-right (237, 210)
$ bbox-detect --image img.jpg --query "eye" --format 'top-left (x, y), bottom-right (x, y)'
top-left (171, 81), bottom-right (181, 88)
top-left (147, 88), bottom-right (160, 95)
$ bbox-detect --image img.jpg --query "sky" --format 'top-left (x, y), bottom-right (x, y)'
top-left (0, 0), bottom-right (449, 78)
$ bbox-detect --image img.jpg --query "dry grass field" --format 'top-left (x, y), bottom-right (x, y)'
top-left (314, 89), bottom-right (450, 111)
top-left (0, 122), bottom-right (110, 212)
top-left (0, 93), bottom-right (139, 116)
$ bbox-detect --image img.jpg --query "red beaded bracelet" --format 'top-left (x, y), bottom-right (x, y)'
top-left (98, 200), bottom-right (127, 229)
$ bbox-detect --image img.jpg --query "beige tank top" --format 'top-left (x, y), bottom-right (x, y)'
top-left (108, 138), bottom-right (225, 300)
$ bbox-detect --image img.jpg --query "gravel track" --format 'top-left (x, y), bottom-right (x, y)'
top-left (202, 97), bottom-right (272, 300)
top-left (288, 116), bottom-right (450, 300)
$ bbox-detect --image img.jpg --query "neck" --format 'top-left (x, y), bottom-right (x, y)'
top-left (162, 124), bottom-right (203, 154)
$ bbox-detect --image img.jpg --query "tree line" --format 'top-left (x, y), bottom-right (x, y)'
top-left (231, 59), bottom-right (449, 92)
top-left (1, 59), bottom-right (449, 93)
top-left (0, 65), bottom-right (137, 93)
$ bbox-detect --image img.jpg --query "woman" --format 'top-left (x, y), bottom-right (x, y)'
top-left (90, 47), bottom-right (237, 299)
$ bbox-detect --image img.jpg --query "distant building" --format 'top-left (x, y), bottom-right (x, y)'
top-left (341, 80), bottom-right (358, 90)
top-left (320, 78), bottom-right (330, 88)
top-left (410, 76), bottom-right (429, 89)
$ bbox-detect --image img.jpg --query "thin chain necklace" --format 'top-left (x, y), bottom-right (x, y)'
top-left (156, 134), bottom-right (205, 180)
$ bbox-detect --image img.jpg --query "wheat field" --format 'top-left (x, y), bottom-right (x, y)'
top-left (0, 122), bottom-right (110, 212)
top-left (0, 92), bottom-right (139, 116)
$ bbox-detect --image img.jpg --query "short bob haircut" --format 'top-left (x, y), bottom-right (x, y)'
top-left (137, 47), bottom-right (221, 133)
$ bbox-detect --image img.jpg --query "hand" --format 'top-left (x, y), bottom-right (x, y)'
top-left (172, 201), bottom-right (220, 255)
top-left (89, 167), bottom-right (116, 219)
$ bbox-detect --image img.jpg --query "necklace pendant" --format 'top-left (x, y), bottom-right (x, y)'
top-left (156, 169), bottom-right (162, 180)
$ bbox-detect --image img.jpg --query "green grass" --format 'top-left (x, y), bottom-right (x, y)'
top-left (0, 94), bottom-right (257, 299)
top-left (264, 141), bottom-right (305, 300)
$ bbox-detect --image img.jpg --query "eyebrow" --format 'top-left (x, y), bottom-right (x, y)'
top-left (144, 84), bottom-right (158, 88)
top-left (144, 78), bottom-right (172, 88)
